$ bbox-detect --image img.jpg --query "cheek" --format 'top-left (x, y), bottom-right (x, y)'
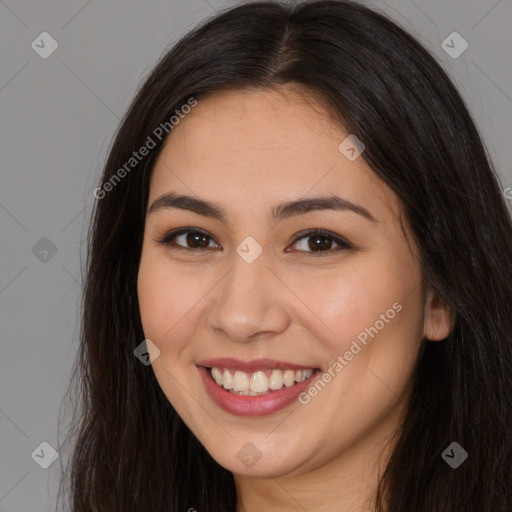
top-left (294, 274), bottom-right (424, 452)
top-left (137, 252), bottom-right (205, 417)
top-left (294, 254), bottom-right (424, 418)
top-left (137, 250), bottom-right (202, 352)
top-left (296, 254), bottom-right (420, 354)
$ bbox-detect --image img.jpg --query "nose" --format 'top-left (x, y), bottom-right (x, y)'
top-left (206, 252), bottom-right (291, 343)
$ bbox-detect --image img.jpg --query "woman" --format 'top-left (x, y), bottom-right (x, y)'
top-left (59, 1), bottom-right (512, 510)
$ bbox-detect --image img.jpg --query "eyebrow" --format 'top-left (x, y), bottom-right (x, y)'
top-left (148, 192), bottom-right (378, 223)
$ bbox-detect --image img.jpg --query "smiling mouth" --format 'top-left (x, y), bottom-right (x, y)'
top-left (208, 367), bottom-right (315, 396)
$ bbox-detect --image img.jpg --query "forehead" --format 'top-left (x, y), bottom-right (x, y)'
top-left (149, 87), bottom-right (399, 222)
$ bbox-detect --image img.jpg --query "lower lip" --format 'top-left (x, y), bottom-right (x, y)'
top-left (197, 366), bottom-right (320, 417)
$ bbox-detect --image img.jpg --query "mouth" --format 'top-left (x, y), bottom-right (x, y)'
top-left (196, 358), bottom-right (321, 416)
top-left (209, 367), bottom-right (314, 395)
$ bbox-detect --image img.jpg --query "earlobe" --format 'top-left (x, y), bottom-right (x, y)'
top-left (423, 287), bottom-right (454, 341)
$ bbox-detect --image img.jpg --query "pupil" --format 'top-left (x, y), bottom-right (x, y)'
top-left (309, 235), bottom-right (332, 251)
top-left (187, 232), bottom-right (209, 248)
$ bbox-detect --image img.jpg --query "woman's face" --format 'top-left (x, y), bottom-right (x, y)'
top-left (137, 87), bottom-right (449, 480)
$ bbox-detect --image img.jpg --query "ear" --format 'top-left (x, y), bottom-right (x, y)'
top-left (422, 286), bottom-right (454, 341)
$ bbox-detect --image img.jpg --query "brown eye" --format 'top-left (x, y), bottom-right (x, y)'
top-left (289, 229), bottom-right (352, 254)
top-left (156, 227), bottom-right (351, 255)
top-left (184, 232), bottom-right (211, 248)
top-left (157, 228), bottom-right (220, 250)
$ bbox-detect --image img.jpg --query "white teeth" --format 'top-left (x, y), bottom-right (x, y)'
top-left (283, 370), bottom-right (295, 387)
top-left (250, 371), bottom-right (269, 392)
top-left (222, 370), bottom-right (233, 390)
top-left (268, 369), bottom-right (284, 390)
top-left (209, 367), bottom-right (315, 395)
top-left (212, 367), bottom-right (223, 386)
top-left (232, 370), bottom-right (250, 392)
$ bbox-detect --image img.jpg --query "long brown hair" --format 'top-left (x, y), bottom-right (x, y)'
top-left (58, 1), bottom-right (512, 510)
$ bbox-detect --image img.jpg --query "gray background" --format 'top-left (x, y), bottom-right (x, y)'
top-left (1, 0), bottom-right (511, 510)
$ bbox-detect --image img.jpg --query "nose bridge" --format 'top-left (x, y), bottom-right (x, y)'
top-left (208, 247), bottom-right (290, 341)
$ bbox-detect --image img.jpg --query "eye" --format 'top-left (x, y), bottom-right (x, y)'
top-left (287, 229), bottom-right (352, 254)
top-left (155, 227), bottom-right (220, 250)
top-left (155, 227), bottom-right (352, 255)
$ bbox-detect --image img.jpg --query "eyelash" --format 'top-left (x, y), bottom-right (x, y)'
top-left (154, 227), bottom-right (353, 255)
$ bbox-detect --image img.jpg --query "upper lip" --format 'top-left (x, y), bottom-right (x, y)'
top-left (196, 358), bottom-right (317, 373)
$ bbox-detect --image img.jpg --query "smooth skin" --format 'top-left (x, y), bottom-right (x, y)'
top-left (137, 86), bottom-right (453, 512)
